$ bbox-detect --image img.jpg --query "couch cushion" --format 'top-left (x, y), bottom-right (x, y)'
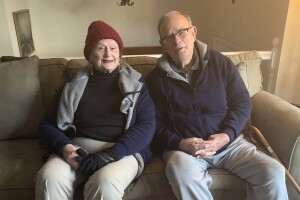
top-left (66, 59), bottom-right (88, 81)
top-left (122, 56), bottom-right (157, 77)
top-left (39, 58), bottom-right (68, 114)
top-left (225, 51), bottom-right (263, 97)
top-left (0, 139), bottom-right (44, 189)
top-left (0, 56), bottom-right (26, 62)
top-left (0, 56), bottom-right (45, 140)
top-left (73, 155), bottom-right (246, 200)
top-left (66, 56), bottom-right (157, 80)
top-left (124, 156), bottom-right (175, 199)
top-left (123, 155), bottom-right (245, 200)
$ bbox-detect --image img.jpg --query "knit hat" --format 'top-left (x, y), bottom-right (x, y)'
top-left (84, 20), bottom-right (124, 61)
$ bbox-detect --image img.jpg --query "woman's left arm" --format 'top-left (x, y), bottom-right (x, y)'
top-left (112, 79), bottom-right (156, 159)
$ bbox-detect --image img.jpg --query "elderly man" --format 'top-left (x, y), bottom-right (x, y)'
top-left (146, 11), bottom-right (288, 200)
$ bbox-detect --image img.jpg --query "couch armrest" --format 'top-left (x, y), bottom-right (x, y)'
top-left (251, 90), bottom-right (300, 198)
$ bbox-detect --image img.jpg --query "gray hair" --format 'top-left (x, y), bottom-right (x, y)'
top-left (157, 11), bottom-right (193, 36)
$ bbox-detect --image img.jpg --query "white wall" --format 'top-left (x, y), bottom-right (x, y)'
top-left (275, 0), bottom-right (300, 104)
top-left (190, 1), bottom-right (289, 51)
top-left (0, 0), bottom-right (14, 56)
top-left (1, 0), bottom-right (289, 59)
top-left (29, 0), bottom-right (195, 58)
top-left (1, 0), bottom-right (297, 102)
top-left (189, 0), bottom-right (289, 91)
top-left (0, 0), bottom-right (31, 56)
top-left (1, 0), bottom-right (30, 56)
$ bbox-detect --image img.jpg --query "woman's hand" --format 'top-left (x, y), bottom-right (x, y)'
top-left (61, 144), bottom-right (79, 169)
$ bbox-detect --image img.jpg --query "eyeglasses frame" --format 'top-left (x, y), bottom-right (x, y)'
top-left (160, 26), bottom-right (194, 44)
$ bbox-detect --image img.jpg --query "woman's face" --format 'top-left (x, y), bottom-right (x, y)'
top-left (89, 39), bottom-right (120, 73)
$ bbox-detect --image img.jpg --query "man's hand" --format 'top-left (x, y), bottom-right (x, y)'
top-left (179, 133), bottom-right (230, 158)
top-left (61, 144), bottom-right (80, 170)
top-left (78, 148), bottom-right (118, 175)
top-left (195, 133), bottom-right (230, 158)
top-left (179, 137), bottom-right (205, 155)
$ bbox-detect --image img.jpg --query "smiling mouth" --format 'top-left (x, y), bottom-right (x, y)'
top-left (102, 59), bottom-right (113, 63)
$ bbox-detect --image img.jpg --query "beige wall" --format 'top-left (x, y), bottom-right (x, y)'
top-left (0, 0), bottom-right (13, 56)
top-left (275, 0), bottom-right (300, 104)
top-left (2, 0), bottom-right (297, 103)
top-left (191, 1), bottom-right (289, 51)
top-left (29, 0), bottom-right (196, 58)
top-left (0, 0), bottom-right (30, 56)
top-left (190, 1), bottom-right (290, 92)
top-left (1, 0), bottom-right (289, 58)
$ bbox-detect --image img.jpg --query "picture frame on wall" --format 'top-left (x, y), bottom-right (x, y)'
top-left (13, 9), bottom-right (35, 57)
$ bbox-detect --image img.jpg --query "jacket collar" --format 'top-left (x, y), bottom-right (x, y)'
top-left (74, 61), bottom-right (143, 94)
top-left (157, 40), bottom-right (208, 80)
top-left (118, 60), bottom-right (143, 94)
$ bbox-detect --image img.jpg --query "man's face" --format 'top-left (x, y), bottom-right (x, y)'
top-left (159, 13), bottom-right (197, 67)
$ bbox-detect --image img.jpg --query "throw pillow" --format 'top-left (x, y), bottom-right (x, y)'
top-left (226, 51), bottom-right (263, 97)
top-left (0, 56), bottom-right (26, 62)
top-left (0, 56), bottom-right (45, 140)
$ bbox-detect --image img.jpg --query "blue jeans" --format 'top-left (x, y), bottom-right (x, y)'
top-left (163, 135), bottom-right (288, 200)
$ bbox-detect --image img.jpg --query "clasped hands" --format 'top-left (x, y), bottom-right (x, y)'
top-left (179, 133), bottom-right (230, 158)
top-left (62, 144), bottom-right (117, 175)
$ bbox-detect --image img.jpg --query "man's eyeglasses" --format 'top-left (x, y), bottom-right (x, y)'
top-left (161, 26), bottom-right (193, 44)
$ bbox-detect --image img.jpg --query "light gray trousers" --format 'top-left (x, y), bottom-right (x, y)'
top-left (35, 137), bottom-right (138, 200)
top-left (163, 135), bottom-right (289, 200)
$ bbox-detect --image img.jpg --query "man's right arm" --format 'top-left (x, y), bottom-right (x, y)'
top-left (146, 70), bottom-right (182, 152)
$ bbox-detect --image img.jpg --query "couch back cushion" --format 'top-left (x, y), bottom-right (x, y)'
top-left (0, 56), bottom-right (45, 140)
top-left (122, 56), bottom-right (157, 77)
top-left (66, 56), bottom-right (157, 80)
top-left (225, 51), bottom-right (263, 97)
top-left (39, 58), bottom-right (68, 114)
top-left (122, 53), bottom-right (262, 98)
top-left (66, 59), bottom-right (88, 81)
top-left (66, 52), bottom-right (262, 97)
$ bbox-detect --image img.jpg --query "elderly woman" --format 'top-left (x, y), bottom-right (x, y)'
top-left (35, 21), bottom-right (156, 200)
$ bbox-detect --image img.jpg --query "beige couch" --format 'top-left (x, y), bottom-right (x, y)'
top-left (0, 51), bottom-right (299, 200)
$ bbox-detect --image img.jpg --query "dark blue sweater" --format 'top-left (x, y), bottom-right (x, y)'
top-left (146, 49), bottom-right (251, 154)
top-left (39, 76), bottom-right (156, 164)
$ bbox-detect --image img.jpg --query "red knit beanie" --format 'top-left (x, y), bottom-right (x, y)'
top-left (84, 20), bottom-right (124, 61)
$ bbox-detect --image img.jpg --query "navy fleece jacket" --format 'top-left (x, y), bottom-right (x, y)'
top-left (146, 40), bottom-right (251, 154)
